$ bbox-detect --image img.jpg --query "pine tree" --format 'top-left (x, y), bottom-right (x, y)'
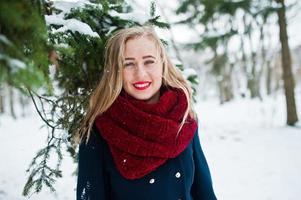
top-left (0, 0), bottom-right (51, 94)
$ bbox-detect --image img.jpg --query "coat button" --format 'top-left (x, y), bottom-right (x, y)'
top-left (175, 172), bottom-right (181, 178)
top-left (149, 178), bottom-right (155, 184)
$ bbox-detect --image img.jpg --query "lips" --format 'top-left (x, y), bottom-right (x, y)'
top-left (133, 81), bottom-right (151, 90)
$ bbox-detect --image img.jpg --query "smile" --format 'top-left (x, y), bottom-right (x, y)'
top-left (133, 82), bottom-right (151, 90)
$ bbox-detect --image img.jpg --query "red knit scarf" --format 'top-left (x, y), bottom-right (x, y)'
top-left (95, 86), bottom-right (198, 179)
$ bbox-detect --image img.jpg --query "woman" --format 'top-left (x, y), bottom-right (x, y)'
top-left (76, 26), bottom-right (217, 200)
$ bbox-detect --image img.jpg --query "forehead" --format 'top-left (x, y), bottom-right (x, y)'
top-left (124, 36), bottom-right (158, 58)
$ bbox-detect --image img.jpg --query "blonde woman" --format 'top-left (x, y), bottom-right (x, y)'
top-left (76, 26), bottom-right (217, 200)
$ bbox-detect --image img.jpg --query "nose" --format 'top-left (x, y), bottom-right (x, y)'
top-left (135, 63), bottom-right (147, 78)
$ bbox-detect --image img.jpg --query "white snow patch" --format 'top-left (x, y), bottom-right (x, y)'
top-left (0, 34), bottom-right (12, 45)
top-left (0, 114), bottom-right (76, 200)
top-left (8, 58), bottom-right (26, 69)
top-left (196, 94), bottom-right (301, 200)
top-left (45, 15), bottom-right (99, 38)
top-left (0, 54), bottom-right (26, 69)
top-left (183, 67), bottom-right (197, 79)
top-left (109, 10), bottom-right (149, 24)
top-left (52, 0), bottom-right (100, 14)
top-left (56, 43), bottom-right (69, 49)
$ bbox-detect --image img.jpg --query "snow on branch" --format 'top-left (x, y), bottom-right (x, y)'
top-left (45, 15), bottom-right (99, 37)
top-left (52, 0), bottom-right (100, 14)
top-left (109, 9), bottom-right (150, 24)
top-left (46, 0), bottom-right (100, 37)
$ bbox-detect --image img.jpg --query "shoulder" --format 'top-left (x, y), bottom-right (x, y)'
top-left (191, 127), bottom-right (199, 144)
top-left (79, 125), bottom-right (105, 151)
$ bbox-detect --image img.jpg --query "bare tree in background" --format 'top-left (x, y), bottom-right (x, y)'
top-left (0, 85), bottom-right (4, 114)
top-left (276, 0), bottom-right (299, 125)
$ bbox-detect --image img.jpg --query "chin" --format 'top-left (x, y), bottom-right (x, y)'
top-left (132, 94), bottom-right (153, 101)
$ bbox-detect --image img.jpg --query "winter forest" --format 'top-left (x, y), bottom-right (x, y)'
top-left (0, 0), bottom-right (300, 199)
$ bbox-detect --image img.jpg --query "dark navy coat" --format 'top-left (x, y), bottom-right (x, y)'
top-left (77, 125), bottom-right (217, 200)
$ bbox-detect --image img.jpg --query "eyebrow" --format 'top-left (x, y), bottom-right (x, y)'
top-left (124, 55), bottom-right (156, 60)
top-left (143, 55), bottom-right (156, 59)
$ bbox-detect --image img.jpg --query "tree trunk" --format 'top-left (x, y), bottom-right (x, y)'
top-left (247, 33), bottom-right (261, 99)
top-left (247, 51), bottom-right (260, 98)
top-left (0, 85), bottom-right (4, 114)
top-left (223, 64), bottom-right (234, 102)
top-left (259, 24), bottom-right (267, 97)
top-left (19, 92), bottom-right (27, 117)
top-left (266, 61), bottom-right (272, 95)
top-left (242, 14), bottom-right (260, 99)
top-left (9, 86), bottom-right (16, 119)
top-left (265, 25), bottom-right (273, 95)
top-left (276, 0), bottom-right (298, 125)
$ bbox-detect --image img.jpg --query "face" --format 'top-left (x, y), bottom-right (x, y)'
top-left (122, 36), bottom-right (163, 104)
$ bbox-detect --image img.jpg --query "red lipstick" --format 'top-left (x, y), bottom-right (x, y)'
top-left (133, 81), bottom-right (151, 90)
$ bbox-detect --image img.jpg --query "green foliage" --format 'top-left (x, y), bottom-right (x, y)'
top-left (146, 1), bottom-right (170, 28)
top-left (22, 133), bottom-right (63, 196)
top-left (0, 1), bottom-right (51, 94)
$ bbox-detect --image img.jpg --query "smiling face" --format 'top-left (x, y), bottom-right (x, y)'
top-left (122, 36), bottom-right (163, 104)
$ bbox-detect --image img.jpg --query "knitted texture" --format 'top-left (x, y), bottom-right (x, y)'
top-left (95, 86), bottom-right (198, 179)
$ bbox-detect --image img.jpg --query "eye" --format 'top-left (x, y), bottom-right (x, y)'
top-left (124, 62), bottom-right (134, 67)
top-left (145, 60), bottom-right (155, 65)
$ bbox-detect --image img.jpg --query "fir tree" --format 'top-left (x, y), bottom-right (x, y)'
top-left (0, 0), bottom-right (51, 94)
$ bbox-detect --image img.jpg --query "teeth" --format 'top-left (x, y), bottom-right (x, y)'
top-left (134, 83), bottom-right (150, 88)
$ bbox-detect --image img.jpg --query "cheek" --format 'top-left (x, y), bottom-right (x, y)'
top-left (122, 71), bottom-right (131, 86)
top-left (153, 66), bottom-right (163, 80)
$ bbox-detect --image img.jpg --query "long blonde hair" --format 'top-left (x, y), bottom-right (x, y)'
top-left (75, 25), bottom-right (197, 144)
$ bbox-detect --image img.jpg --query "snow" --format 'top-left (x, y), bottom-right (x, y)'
top-left (196, 94), bottom-right (301, 199)
top-left (109, 10), bottom-right (150, 25)
top-left (45, 0), bottom-right (101, 37)
top-left (0, 113), bottom-right (76, 200)
top-left (8, 58), bottom-right (26, 69)
top-left (0, 93), bottom-right (301, 199)
top-left (45, 15), bottom-right (99, 38)
top-left (52, 0), bottom-right (98, 14)
top-left (0, 34), bottom-right (11, 45)
top-left (0, 54), bottom-right (26, 70)
top-left (56, 43), bottom-right (69, 49)
top-left (183, 68), bottom-right (198, 79)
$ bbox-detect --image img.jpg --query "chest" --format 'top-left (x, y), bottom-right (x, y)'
top-left (103, 141), bottom-right (195, 200)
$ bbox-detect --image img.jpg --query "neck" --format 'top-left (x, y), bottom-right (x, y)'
top-left (145, 90), bottom-right (160, 104)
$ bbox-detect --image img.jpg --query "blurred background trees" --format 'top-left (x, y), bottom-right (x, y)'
top-left (0, 0), bottom-right (300, 197)
top-left (176, 0), bottom-right (299, 124)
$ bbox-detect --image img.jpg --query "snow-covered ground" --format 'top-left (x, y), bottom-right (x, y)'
top-left (0, 93), bottom-right (300, 200)
top-left (196, 94), bottom-right (301, 200)
top-left (0, 113), bottom-right (76, 200)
